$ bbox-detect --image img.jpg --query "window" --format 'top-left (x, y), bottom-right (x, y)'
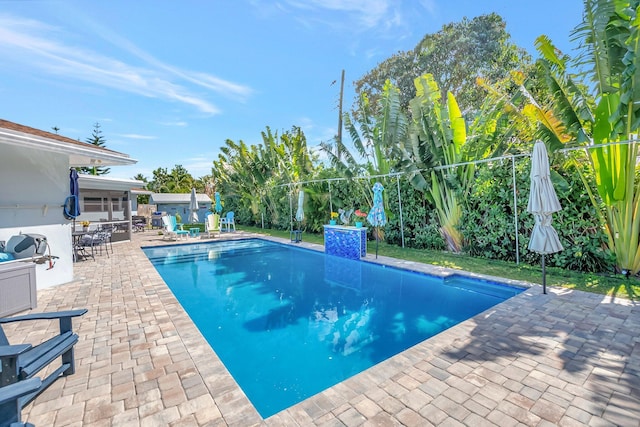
top-left (83, 197), bottom-right (103, 212)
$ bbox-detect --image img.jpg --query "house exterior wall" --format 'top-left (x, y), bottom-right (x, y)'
top-left (77, 189), bottom-right (128, 222)
top-left (156, 202), bottom-right (212, 220)
top-left (0, 144), bottom-right (74, 289)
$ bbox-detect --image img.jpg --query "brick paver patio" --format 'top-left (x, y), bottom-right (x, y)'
top-left (4, 230), bottom-right (639, 426)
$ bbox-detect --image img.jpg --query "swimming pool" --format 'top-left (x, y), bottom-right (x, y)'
top-left (143, 239), bottom-right (524, 418)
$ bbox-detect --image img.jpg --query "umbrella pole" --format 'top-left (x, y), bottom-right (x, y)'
top-left (542, 254), bottom-right (547, 294)
top-left (375, 227), bottom-right (379, 259)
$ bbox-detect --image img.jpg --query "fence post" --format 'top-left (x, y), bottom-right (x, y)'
top-left (512, 155), bottom-right (520, 265)
top-left (396, 175), bottom-right (405, 248)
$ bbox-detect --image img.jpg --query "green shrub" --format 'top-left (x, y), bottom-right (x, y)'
top-left (460, 159), bottom-right (614, 273)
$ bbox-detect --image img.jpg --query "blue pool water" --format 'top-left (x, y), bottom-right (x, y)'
top-left (143, 239), bottom-right (523, 418)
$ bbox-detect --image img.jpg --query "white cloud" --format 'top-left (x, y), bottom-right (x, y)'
top-left (160, 120), bottom-right (188, 127)
top-left (285, 0), bottom-right (389, 29)
top-left (0, 13), bottom-right (252, 114)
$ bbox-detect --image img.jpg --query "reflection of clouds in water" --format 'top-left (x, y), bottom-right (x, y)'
top-left (309, 299), bottom-right (377, 356)
top-left (415, 315), bottom-right (451, 336)
top-left (390, 312), bottom-right (406, 341)
top-left (314, 307), bottom-right (338, 322)
top-left (341, 302), bottom-right (374, 356)
top-left (310, 306), bottom-right (339, 343)
top-left (191, 262), bottom-right (198, 285)
top-left (164, 250), bottom-right (179, 265)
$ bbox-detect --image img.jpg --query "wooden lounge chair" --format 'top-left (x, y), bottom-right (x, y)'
top-left (0, 377), bottom-right (42, 427)
top-left (162, 215), bottom-right (188, 240)
top-left (0, 309), bottom-right (87, 411)
top-left (205, 213), bottom-right (220, 238)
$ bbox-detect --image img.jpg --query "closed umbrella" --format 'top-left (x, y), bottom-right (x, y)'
top-left (64, 168), bottom-right (81, 234)
top-left (189, 188), bottom-right (199, 224)
top-left (527, 140), bottom-right (563, 294)
top-left (367, 182), bottom-right (387, 259)
top-left (295, 189), bottom-right (305, 222)
top-left (64, 168), bottom-right (81, 219)
top-left (214, 192), bottom-right (222, 214)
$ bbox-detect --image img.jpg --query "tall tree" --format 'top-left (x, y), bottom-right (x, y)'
top-left (148, 167), bottom-right (170, 193)
top-left (543, 0), bottom-right (640, 275)
top-left (147, 165), bottom-right (194, 193)
top-left (354, 13), bottom-right (529, 117)
top-left (132, 173), bottom-right (149, 204)
top-left (81, 122), bottom-right (111, 175)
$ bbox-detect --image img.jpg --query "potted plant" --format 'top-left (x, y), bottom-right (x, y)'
top-left (354, 209), bottom-right (367, 228)
top-left (329, 212), bottom-right (338, 225)
top-left (81, 221), bottom-right (90, 232)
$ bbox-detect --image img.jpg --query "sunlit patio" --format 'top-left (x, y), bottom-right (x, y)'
top-left (6, 230), bottom-right (639, 426)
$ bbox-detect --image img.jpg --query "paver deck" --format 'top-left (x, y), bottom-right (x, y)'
top-left (5, 230), bottom-right (639, 426)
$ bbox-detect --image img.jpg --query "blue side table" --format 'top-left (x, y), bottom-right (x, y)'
top-left (323, 225), bottom-right (367, 259)
top-left (189, 228), bottom-right (200, 238)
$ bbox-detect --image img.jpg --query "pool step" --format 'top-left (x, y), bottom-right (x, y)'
top-left (443, 275), bottom-right (523, 299)
top-left (146, 242), bottom-right (288, 265)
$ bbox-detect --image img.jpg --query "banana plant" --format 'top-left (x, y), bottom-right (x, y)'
top-left (400, 74), bottom-right (471, 252)
top-left (213, 126), bottom-right (317, 228)
top-left (534, 0), bottom-right (640, 274)
top-left (491, 0), bottom-right (640, 274)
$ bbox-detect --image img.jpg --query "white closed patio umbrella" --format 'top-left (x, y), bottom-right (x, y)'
top-left (295, 189), bottom-right (305, 223)
top-left (367, 182), bottom-right (387, 259)
top-left (527, 141), bottom-right (563, 294)
top-left (189, 188), bottom-right (199, 224)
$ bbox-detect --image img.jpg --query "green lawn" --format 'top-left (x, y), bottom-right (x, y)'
top-left (239, 225), bottom-right (640, 301)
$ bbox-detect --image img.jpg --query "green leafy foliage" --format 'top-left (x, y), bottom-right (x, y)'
top-left (212, 126), bottom-right (317, 230)
top-left (354, 13), bottom-right (530, 118)
top-left (147, 165), bottom-right (195, 193)
top-left (460, 158), bottom-right (614, 273)
top-left (383, 178), bottom-right (445, 250)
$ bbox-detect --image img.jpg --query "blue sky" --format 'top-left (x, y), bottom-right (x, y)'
top-left (0, 0), bottom-right (584, 180)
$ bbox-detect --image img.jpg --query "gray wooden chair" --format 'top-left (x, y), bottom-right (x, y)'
top-left (0, 309), bottom-right (87, 412)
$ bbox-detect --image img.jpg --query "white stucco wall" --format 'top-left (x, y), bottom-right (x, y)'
top-left (0, 145), bottom-right (74, 288)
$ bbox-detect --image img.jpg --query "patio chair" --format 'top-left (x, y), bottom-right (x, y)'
top-left (205, 213), bottom-right (220, 238)
top-left (75, 230), bottom-right (103, 261)
top-left (132, 216), bottom-right (147, 232)
top-left (0, 377), bottom-right (41, 427)
top-left (220, 211), bottom-right (236, 232)
top-left (162, 216), bottom-right (188, 240)
top-left (161, 216), bottom-right (176, 240)
top-left (95, 229), bottom-right (112, 256)
top-left (0, 309), bottom-right (87, 412)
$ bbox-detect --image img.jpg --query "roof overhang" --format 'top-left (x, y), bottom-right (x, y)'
top-left (78, 174), bottom-right (144, 191)
top-left (131, 188), bottom-right (153, 196)
top-left (0, 127), bottom-right (137, 167)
